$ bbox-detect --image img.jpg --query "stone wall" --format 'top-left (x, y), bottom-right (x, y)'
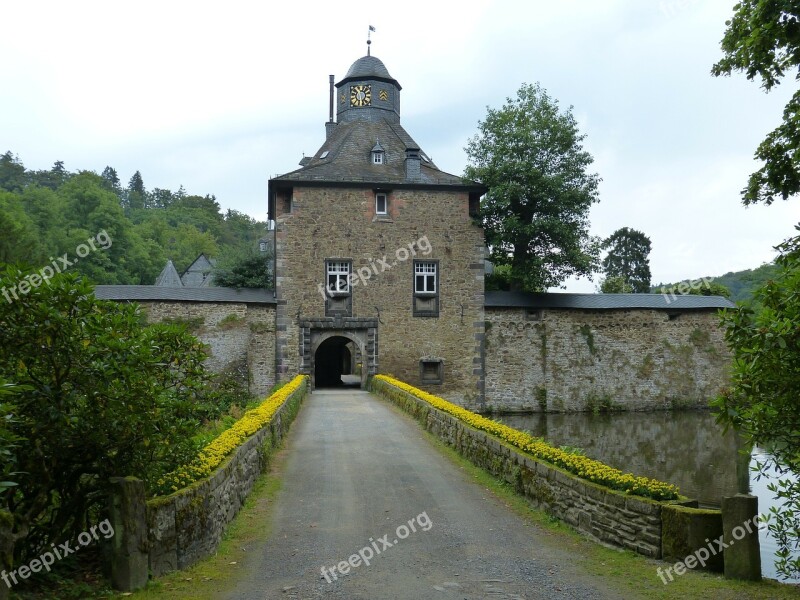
top-left (370, 377), bottom-right (664, 557)
top-left (139, 301), bottom-right (276, 399)
top-left (274, 185), bottom-right (485, 405)
top-left (145, 378), bottom-right (307, 577)
top-left (484, 307), bottom-right (731, 412)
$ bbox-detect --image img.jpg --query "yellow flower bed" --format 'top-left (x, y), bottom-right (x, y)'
top-left (154, 375), bottom-right (307, 496)
top-left (374, 375), bottom-right (679, 501)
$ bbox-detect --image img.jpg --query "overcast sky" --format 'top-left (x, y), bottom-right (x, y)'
top-left (3, 1), bottom-right (798, 292)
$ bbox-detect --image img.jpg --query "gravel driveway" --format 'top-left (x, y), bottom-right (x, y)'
top-left (223, 389), bottom-right (630, 600)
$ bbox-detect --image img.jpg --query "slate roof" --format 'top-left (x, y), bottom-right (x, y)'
top-left (339, 56), bottom-right (400, 88)
top-left (154, 259), bottom-right (183, 287)
top-left (485, 291), bottom-right (735, 310)
top-left (272, 118), bottom-right (473, 187)
top-left (94, 286), bottom-right (276, 304)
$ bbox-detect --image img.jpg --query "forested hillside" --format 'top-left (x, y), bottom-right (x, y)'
top-left (0, 151), bottom-right (269, 285)
top-left (653, 262), bottom-right (779, 304)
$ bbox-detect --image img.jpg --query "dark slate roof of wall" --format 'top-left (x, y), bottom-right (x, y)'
top-left (94, 285), bottom-right (276, 304)
top-left (485, 291), bottom-right (736, 310)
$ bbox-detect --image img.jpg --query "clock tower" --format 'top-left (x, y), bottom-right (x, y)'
top-left (268, 53), bottom-right (487, 407)
top-left (335, 55), bottom-right (401, 122)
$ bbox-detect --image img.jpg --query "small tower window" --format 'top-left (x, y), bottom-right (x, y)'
top-left (375, 193), bottom-right (388, 215)
top-left (371, 139), bottom-right (385, 165)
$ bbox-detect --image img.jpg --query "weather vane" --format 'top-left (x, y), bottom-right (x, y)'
top-left (367, 25), bottom-right (375, 56)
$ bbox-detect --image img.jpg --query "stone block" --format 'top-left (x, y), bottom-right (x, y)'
top-left (722, 494), bottom-right (761, 581)
top-left (109, 477), bottom-right (149, 592)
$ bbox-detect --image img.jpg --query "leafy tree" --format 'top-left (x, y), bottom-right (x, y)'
top-left (465, 83), bottom-right (601, 291)
top-left (0, 381), bottom-right (24, 494)
top-left (599, 275), bottom-right (634, 294)
top-left (149, 187), bottom-right (174, 210)
top-left (165, 223), bottom-right (220, 274)
top-left (714, 228), bottom-right (800, 577)
top-left (600, 227), bottom-right (652, 293)
top-left (687, 280), bottom-right (731, 298)
top-left (100, 165), bottom-right (122, 196)
top-left (165, 194), bottom-right (224, 237)
top-left (58, 172), bottom-right (162, 284)
top-left (0, 268), bottom-right (212, 561)
top-left (0, 192), bottom-right (43, 264)
top-left (712, 2), bottom-right (800, 204)
top-left (0, 152), bottom-right (26, 193)
top-left (485, 263), bottom-right (512, 291)
top-left (29, 160), bottom-right (70, 190)
top-left (713, 7), bottom-right (800, 576)
top-left (213, 245), bottom-right (272, 288)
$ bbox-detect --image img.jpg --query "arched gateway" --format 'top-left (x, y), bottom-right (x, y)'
top-left (300, 318), bottom-right (378, 389)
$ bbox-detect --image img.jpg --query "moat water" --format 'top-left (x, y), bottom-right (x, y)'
top-left (497, 410), bottom-right (798, 583)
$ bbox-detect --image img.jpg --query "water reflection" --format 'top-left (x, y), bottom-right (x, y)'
top-left (498, 410), bottom-right (797, 582)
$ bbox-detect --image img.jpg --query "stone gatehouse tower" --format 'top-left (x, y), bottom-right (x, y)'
top-left (268, 53), bottom-right (487, 404)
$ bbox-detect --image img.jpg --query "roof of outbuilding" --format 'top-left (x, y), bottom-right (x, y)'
top-left (485, 291), bottom-right (735, 310)
top-left (94, 285), bottom-right (276, 304)
top-left (154, 259), bottom-right (183, 288)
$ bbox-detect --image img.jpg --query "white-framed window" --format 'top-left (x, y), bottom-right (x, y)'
top-left (373, 152), bottom-right (383, 164)
top-left (326, 261), bottom-right (350, 294)
top-left (375, 193), bottom-right (388, 215)
top-left (259, 241), bottom-right (267, 252)
top-left (414, 261), bottom-right (437, 293)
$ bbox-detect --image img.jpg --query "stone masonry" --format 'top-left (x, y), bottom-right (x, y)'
top-left (273, 185), bottom-right (486, 405)
top-left (484, 306), bottom-right (731, 412)
top-left (139, 301), bottom-right (276, 399)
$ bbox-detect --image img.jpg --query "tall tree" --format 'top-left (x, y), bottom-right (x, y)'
top-left (100, 165), bottom-right (122, 196)
top-left (712, 2), bottom-right (800, 204)
top-left (600, 227), bottom-right (652, 293)
top-left (464, 83), bottom-right (601, 291)
top-left (213, 245), bottom-right (272, 289)
top-left (0, 152), bottom-right (26, 193)
top-left (0, 192), bottom-right (43, 264)
top-left (713, 2), bottom-right (800, 577)
top-left (713, 228), bottom-right (800, 578)
top-left (125, 170), bottom-right (146, 212)
top-left (599, 275), bottom-right (634, 294)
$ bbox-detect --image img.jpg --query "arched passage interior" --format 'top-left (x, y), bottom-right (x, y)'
top-left (314, 335), bottom-right (358, 388)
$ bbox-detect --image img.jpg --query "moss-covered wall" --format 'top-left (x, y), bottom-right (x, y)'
top-left (484, 307), bottom-right (731, 412)
top-left (139, 301), bottom-right (276, 399)
top-left (145, 379), bottom-right (307, 577)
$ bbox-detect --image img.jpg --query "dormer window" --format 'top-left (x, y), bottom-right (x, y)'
top-left (371, 140), bottom-right (385, 165)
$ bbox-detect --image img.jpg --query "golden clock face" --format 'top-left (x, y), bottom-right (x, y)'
top-left (350, 84), bottom-right (371, 107)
